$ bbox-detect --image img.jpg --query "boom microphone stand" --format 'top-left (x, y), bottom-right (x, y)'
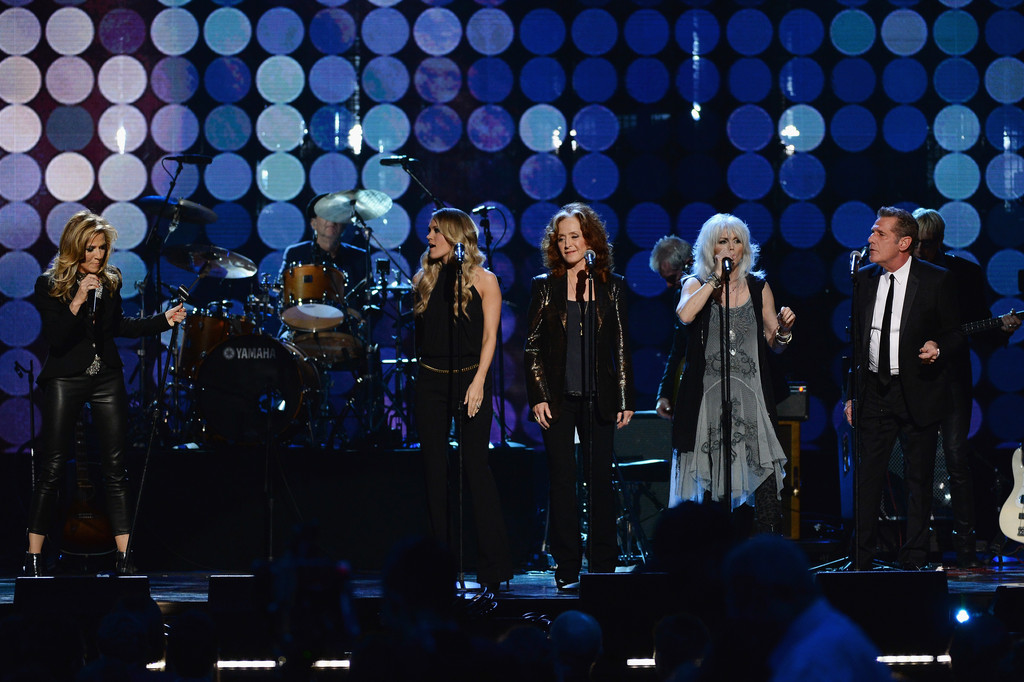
top-left (719, 258), bottom-right (734, 508)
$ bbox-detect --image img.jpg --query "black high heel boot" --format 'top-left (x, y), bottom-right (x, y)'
top-left (116, 551), bottom-right (137, 576)
top-left (22, 552), bottom-right (42, 577)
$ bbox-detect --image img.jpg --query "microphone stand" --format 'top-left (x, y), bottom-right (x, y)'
top-left (394, 159), bottom-right (446, 210)
top-left (719, 262), bottom-right (733, 510)
top-left (585, 259), bottom-right (597, 573)
top-left (475, 207), bottom-right (515, 446)
top-left (452, 249), bottom-right (469, 591)
top-left (14, 361), bottom-right (36, 491)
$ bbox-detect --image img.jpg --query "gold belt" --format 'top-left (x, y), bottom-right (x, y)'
top-left (420, 361), bottom-right (479, 374)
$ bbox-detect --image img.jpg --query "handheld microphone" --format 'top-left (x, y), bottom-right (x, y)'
top-left (380, 155), bottom-right (418, 167)
top-left (454, 242), bottom-right (465, 263)
top-left (471, 205), bottom-right (496, 215)
top-left (91, 283), bottom-right (103, 315)
top-left (584, 249), bottom-right (596, 265)
top-left (721, 257), bottom-right (733, 273)
top-left (165, 154), bottom-right (213, 166)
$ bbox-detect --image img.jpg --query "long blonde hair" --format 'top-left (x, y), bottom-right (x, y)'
top-left (414, 208), bottom-right (485, 318)
top-left (44, 210), bottom-right (121, 301)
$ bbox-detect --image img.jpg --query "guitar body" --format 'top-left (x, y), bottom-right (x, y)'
top-left (60, 411), bottom-right (116, 568)
top-left (999, 447), bottom-right (1024, 542)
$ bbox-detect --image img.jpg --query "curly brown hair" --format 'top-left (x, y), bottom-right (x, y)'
top-left (540, 202), bottom-right (613, 282)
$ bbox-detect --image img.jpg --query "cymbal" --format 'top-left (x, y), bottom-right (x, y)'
top-left (386, 282), bottom-right (413, 292)
top-left (314, 189), bottom-right (393, 223)
top-left (163, 244), bottom-right (257, 279)
top-left (138, 196), bottom-right (218, 224)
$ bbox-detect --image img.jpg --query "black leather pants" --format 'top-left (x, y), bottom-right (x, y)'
top-left (27, 368), bottom-right (132, 536)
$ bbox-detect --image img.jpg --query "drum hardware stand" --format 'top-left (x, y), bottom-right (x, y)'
top-left (372, 259), bottom-right (417, 444)
top-left (13, 360), bottom-right (37, 491)
top-left (261, 385), bottom-right (285, 562)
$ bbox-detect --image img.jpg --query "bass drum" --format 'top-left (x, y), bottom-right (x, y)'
top-left (177, 309), bottom-right (255, 382)
top-left (195, 335), bottom-right (319, 444)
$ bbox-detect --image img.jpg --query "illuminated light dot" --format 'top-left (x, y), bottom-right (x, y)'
top-left (831, 105), bottom-right (876, 152)
top-left (985, 57), bottom-right (1024, 105)
top-left (204, 57), bottom-right (252, 103)
top-left (366, 203), bottom-right (411, 251)
top-left (676, 57), bottom-right (720, 103)
top-left (0, 105), bottom-right (41, 153)
top-left (361, 154), bottom-right (412, 200)
top-left (678, 203), bottom-right (716, 238)
top-left (204, 7), bottom-right (251, 56)
top-left (778, 104), bottom-right (826, 152)
top-left (832, 58), bottom-right (876, 103)
top-left (573, 104), bottom-right (618, 152)
top-left (0, 56), bottom-right (41, 104)
top-left (45, 7), bottom-right (92, 55)
top-left (108, 251), bottom-right (146, 300)
top-left (625, 202), bottom-right (670, 249)
top-left (986, 153), bottom-right (1024, 200)
top-left (573, 58), bottom-right (617, 103)
top-left (727, 153), bottom-right (774, 200)
top-left (151, 8), bottom-right (199, 56)
top-left (520, 8), bottom-right (565, 55)
top-left (572, 8), bottom-right (619, 57)
top-left (880, 9), bottom-right (927, 56)
top-left (256, 104), bottom-right (305, 152)
top-left (882, 58), bottom-right (927, 103)
top-left (256, 56), bottom-right (305, 104)
top-left (882, 105), bottom-right (928, 152)
top-left (309, 105), bottom-right (356, 152)
top-left (97, 55), bottom-right (147, 104)
top-left (362, 103), bottom-right (411, 153)
top-left (255, 153), bottom-right (305, 201)
top-left (98, 105), bottom-right (146, 154)
top-left (727, 104), bottom-right (773, 152)
top-left (675, 9), bottom-right (719, 54)
top-left (152, 57), bottom-right (198, 104)
top-left (520, 201), bottom-right (559, 248)
top-left (467, 105), bottom-right (514, 152)
top-left (939, 201), bottom-right (980, 249)
top-left (780, 57), bottom-right (824, 102)
top-left (362, 56), bottom-right (409, 103)
top-left (520, 56), bottom-right (565, 103)
top-left (830, 252), bottom-right (855, 297)
top-left (470, 202), bottom-right (515, 250)
top-left (309, 8), bottom-right (356, 55)
top-left (934, 105), bottom-right (980, 152)
top-left (933, 9), bottom-right (977, 56)
top-left (934, 57), bottom-right (979, 103)
top-left (308, 152), bottom-right (357, 195)
top-left (0, 251), bottom-right (41, 298)
top-left (726, 9), bottom-right (772, 57)
top-left (98, 9), bottom-right (146, 55)
top-left (468, 57), bottom-right (513, 103)
top-left (206, 202), bottom-right (252, 250)
top-left (151, 104), bottom-right (200, 153)
top-left (627, 58), bottom-right (669, 104)
top-left (830, 9), bottom-right (875, 57)
top-left (519, 104), bottom-right (567, 153)
top-left (414, 8), bottom-right (462, 57)
top-left (45, 152), bottom-right (94, 202)
top-left (729, 58), bottom-right (771, 102)
top-left (986, 106), bottom-right (1024, 152)
top-left (310, 56), bottom-right (357, 104)
top-left (777, 249), bottom-right (827, 298)
top-left (780, 201), bottom-right (825, 248)
top-left (0, 302), bottom-right (39, 347)
top-left (98, 153), bottom-right (147, 201)
top-left (491, 256), bottom-right (516, 298)
top-left (591, 202), bottom-right (620, 243)
top-left (256, 7), bottom-right (304, 55)
top-left (101, 202), bottom-right (147, 249)
top-left (0, 7), bottom-right (41, 55)
top-left (46, 56), bottom-right (94, 105)
top-left (572, 153), bottom-right (619, 201)
top-left (0, 203), bottom-right (39, 250)
top-left (45, 203), bottom-right (88, 246)
top-left (934, 152), bottom-right (981, 200)
top-left (831, 201), bottom-right (876, 249)
top-left (625, 9), bottom-right (668, 56)
top-left (150, 162), bottom-right (199, 200)
top-left (362, 7), bottom-right (409, 55)
top-left (205, 152), bottom-right (253, 201)
top-left (258, 202), bottom-right (306, 251)
top-left (519, 153), bottom-right (566, 201)
top-left (779, 8), bottom-right (823, 56)
top-left (415, 57), bottom-right (461, 103)
top-left (414, 104), bottom-right (462, 153)
top-left (205, 104), bottom-right (251, 151)
top-left (733, 202), bottom-right (773, 245)
top-left (985, 9), bottom-right (1024, 56)
top-left (467, 8), bottom-right (513, 56)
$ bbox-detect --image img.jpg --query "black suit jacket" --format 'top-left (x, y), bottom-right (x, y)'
top-left (35, 272), bottom-right (171, 383)
top-left (524, 272), bottom-right (634, 423)
top-left (852, 258), bottom-right (964, 427)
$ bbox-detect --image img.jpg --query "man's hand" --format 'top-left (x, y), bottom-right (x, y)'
top-left (655, 397), bottom-right (672, 419)
top-left (918, 340), bottom-right (940, 364)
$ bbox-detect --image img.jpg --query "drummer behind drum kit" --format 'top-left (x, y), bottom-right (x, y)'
top-left (149, 190), bottom-right (412, 448)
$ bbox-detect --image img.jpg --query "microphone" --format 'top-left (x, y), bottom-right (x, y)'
top-left (584, 249), bottom-right (596, 265)
top-left (454, 242), bottom-right (465, 263)
top-left (721, 257), bottom-right (733, 274)
top-left (380, 155), bottom-right (418, 167)
top-left (850, 247), bottom-right (866, 275)
top-left (91, 283), bottom-right (103, 315)
top-left (471, 205), bottom-right (496, 215)
top-left (165, 154), bottom-right (213, 166)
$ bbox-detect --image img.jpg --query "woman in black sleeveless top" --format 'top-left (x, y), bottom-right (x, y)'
top-left (413, 208), bottom-right (511, 591)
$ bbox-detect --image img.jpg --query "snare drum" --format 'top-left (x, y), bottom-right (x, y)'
top-left (177, 309), bottom-right (256, 381)
top-left (195, 334), bottom-right (319, 444)
top-left (280, 262), bottom-right (347, 331)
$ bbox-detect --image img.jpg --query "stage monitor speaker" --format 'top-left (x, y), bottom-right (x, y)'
top-left (777, 382), bottom-right (809, 421)
top-left (992, 585), bottom-right (1024, 633)
top-left (580, 572), bottom-right (674, 661)
top-left (613, 410), bottom-right (672, 462)
top-left (207, 574), bottom-right (273, 658)
top-left (14, 575), bottom-right (151, 616)
top-left (815, 570), bottom-right (951, 654)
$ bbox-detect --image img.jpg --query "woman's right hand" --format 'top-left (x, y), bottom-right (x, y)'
top-left (532, 401), bottom-right (552, 429)
top-left (73, 274), bottom-right (102, 307)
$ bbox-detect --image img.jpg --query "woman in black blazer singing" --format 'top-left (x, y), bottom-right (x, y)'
top-left (524, 202), bottom-right (634, 590)
top-left (24, 211), bottom-right (186, 576)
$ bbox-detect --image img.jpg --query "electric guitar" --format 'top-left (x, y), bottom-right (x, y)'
top-left (961, 309), bottom-right (1018, 336)
top-left (999, 447), bottom-right (1024, 542)
top-left (61, 409), bottom-right (116, 560)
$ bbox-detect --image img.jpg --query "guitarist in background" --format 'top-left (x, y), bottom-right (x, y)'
top-left (912, 208), bottom-right (1021, 568)
top-left (23, 211), bottom-right (186, 577)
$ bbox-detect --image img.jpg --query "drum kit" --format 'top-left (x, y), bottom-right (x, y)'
top-left (146, 191), bottom-right (416, 448)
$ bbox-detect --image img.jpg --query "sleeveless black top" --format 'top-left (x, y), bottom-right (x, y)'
top-left (416, 263), bottom-right (483, 370)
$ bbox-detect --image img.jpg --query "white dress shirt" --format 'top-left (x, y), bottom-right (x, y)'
top-left (868, 257), bottom-right (913, 375)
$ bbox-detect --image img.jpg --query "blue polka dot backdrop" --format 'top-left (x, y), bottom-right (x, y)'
top-left (1, 4), bottom-right (1022, 530)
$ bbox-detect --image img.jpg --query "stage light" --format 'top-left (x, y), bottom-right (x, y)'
top-left (955, 608), bottom-right (970, 624)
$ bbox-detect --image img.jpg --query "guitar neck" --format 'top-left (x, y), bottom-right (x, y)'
top-left (961, 310), bottom-right (1015, 336)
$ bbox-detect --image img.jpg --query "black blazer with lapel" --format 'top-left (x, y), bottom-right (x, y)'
top-left (524, 272), bottom-right (634, 423)
top-left (852, 258), bottom-right (964, 427)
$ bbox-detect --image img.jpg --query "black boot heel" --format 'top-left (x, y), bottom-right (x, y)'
top-left (116, 551), bottom-right (137, 576)
top-left (22, 552), bottom-right (42, 577)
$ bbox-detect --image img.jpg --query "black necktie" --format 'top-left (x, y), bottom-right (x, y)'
top-left (878, 274), bottom-right (894, 385)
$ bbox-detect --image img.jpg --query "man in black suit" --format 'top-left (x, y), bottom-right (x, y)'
top-left (844, 206), bottom-right (964, 570)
